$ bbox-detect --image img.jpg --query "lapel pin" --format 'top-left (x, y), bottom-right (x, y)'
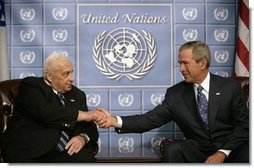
top-left (70, 99), bottom-right (75, 102)
top-left (216, 92), bottom-right (220, 95)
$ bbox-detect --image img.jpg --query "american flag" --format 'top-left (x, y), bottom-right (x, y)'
top-left (0, 0), bottom-right (9, 81)
top-left (235, 0), bottom-right (249, 77)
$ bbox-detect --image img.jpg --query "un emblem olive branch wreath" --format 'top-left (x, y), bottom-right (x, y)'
top-left (93, 30), bottom-right (157, 81)
top-left (130, 30), bottom-right (157, 79)
top-left (93, 30), bottom-right (121, 80)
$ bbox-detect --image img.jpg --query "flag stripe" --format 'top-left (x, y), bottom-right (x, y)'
top-left (238, 19), bottom-right (249, 51)
top-left (235, 57), bottom-right (249, 76)
top-left (239, 0), bottom-right (249, 28)
top-left (236, 37), bottom-right (249, 71)
top-left (235, 0), bottom-right (249, 77)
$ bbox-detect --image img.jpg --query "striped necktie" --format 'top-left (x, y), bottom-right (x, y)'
top-left (56, 92), bottom-right (69, 152)
top-left (57, 92), bottom-right (65, 106)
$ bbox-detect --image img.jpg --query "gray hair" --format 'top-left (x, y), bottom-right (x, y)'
top-left (179, 41), bottom-right (211, 68)
top-left (43, 53), bottom-right (70, 78)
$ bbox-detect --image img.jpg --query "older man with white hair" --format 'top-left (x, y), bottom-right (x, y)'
top-left (2, 53), bottom-right (101, 163)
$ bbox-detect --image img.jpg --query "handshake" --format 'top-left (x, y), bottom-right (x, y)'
top-left (79, 107), bottom-right (118, 128)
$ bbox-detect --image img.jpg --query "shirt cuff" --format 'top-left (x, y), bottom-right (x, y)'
top-left (218, 149), bottom-right (231, 157)
top-left (79, 133), bottom-right (90, 143)
top-left (85, 134), bottom-right (90, 142)
top-left (115, 116), bottom-right (123, 128)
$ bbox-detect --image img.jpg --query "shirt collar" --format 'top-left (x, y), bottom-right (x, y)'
top-left (194, 72), bottom-right (210, 93)
top-left (44, 79), bottom-right (58, 94)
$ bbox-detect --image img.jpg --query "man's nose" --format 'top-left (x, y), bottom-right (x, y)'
top-left (69, 73), bottom-right (74, 82)
top-left (179, 64), bottom-right (185, 72)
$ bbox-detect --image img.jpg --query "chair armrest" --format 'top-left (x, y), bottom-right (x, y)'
top-left (160, 138), bottom-right (173, 154)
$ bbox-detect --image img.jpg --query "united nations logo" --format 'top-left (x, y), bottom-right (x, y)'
top-left (20, 8), bottom-right (36, 21)
top-left (215, 71), bottom-right (229, 77)
top-left (20, 50), bottom-right (36, 64)
top-left (52, 28), bottom-right (68, 42)
top-left (52, 7), bottom-right (68, 21)
top-left (87, 93), bottom-right (101, 106)
top-left (183, 28), bottom-right (198, 41)
top-left (214, 8), bottom-right (228, 21)
top-left (182, 7), bottom-right (198, 21)
top-left (93, 27), bottom-right (157, 80)
top-left (214, 28), bottom-right (229, 42)
top-left (118, 93), bottom-right (134, 107)
top-left (151, 93), bottom-right (165, 106)
top-left (151, 136), bottom-right (165, 152)
top-left (214, 49), bottom-right (229, 64)
top-left (52, 50), bottom-right (69, 57)
top-left (118, 136), bottom-right (134, 153)
top-left (20, 72), bottom-right (35, 78)
top-left (20, 29), bottom-right (35, 43)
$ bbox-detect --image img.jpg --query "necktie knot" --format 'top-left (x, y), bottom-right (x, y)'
top-left (57, 92), bottom-right (64, 100)
top-left (57, 93), bottom-right (65, 106)
top-left (197, 85), bottom-right (203, 93)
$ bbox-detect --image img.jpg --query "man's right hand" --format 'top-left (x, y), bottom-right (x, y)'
top-left (77, 109), bottom-right (106, 122)
top-left (95, 107), bottom-right (117, 128)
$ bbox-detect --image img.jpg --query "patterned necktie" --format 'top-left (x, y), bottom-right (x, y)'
top-left (57, 93), bottom-right (65, 106)
top-left (197, 85), bottom-right (209, 129)
top-left (56, 92), bottom-right (69, 152)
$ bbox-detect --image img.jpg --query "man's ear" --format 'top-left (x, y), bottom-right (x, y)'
top-left (200, 58), bottom-right (208, 70)
top-left (45, 72), bottom-right (53, 83)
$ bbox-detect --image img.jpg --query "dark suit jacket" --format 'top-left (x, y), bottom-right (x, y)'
top-left (2, 77), bottom-right (98, 161)
top-left (117, 74), bottom-right (249, 153)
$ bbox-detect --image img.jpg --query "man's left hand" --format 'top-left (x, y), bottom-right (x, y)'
top-left (205, 151), bottom-right (226, 163)
top-left (65, 135), bottom-right (86, 156)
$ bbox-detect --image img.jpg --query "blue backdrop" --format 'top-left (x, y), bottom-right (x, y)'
top-left (4, 0), bottom-right (239, 158)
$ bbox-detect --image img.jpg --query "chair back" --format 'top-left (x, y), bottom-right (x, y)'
top-left (0, 79), bottom-right (21, 134)
top-left (0, 79), bottom-right (21, 162)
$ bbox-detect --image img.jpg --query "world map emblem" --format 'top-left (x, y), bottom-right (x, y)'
top-left (93, 27), bottom-right (157, 80)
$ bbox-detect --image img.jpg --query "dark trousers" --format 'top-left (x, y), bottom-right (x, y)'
top-left (11, 145), bottom-right (96, 163)
top-left (162, 139), bottom-right (249, 163)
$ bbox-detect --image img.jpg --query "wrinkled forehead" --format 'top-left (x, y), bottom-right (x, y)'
top-left (50, 58), bottom-right (72, 71)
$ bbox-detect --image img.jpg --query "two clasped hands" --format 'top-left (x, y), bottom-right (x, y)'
top-left (79, 107), bottom-right (115, 128)
top-left (94, 107), bottom-right (114, 128)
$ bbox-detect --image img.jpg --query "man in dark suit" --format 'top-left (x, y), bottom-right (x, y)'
top-left (2, 53), bottom-right (101, 162)
top-left (96, 41), bottom-right (249, 163)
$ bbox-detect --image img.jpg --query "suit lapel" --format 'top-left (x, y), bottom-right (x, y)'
top-left (208, 75), bottom-right (221, 130)
top-left (64, 90), bottom-right (87, 111)
top-left (63, 92), bottom-right (75, 107)
top-left (183, 82), bottom-right (212, 133)
top-left (183, 83), bottom-right (196, 113)
top-left (183, 83), bottom-right (207, 129)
